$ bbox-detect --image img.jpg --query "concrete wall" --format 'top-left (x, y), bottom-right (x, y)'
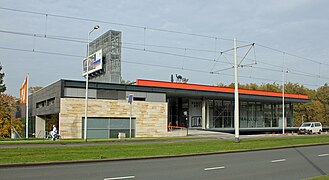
top-left (35, 116), bottom-right (46, 138)
top-left (59, 98), bottom-right (180, 138)
top-left (28, 80), bottom-right (62, 117)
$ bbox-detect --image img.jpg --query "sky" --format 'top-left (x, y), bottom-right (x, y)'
top-left (0, 0), bottom-right (329, 97)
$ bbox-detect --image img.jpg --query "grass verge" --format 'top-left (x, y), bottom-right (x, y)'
top-left (0, 136), bottom-right (205, 145)
top-left (0, 135), bottom-right (329, 165)
top-left (306, 175), bottom-right (329, 180)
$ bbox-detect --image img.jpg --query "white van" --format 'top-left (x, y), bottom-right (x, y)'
top-left (298, 122), bottom-right (322, 134)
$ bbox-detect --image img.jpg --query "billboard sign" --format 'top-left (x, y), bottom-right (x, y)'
top-left (82, 49), bottom-right (103, 76)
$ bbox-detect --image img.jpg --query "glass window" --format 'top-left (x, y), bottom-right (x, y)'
top-left (110, 118), bottom-right (136, 129)
top-left (82, 117), bottom-right (136, 139)
top-left (264, 104), bottom-right (272, 127)
top-left (88, 118), bottom-right (108, 129)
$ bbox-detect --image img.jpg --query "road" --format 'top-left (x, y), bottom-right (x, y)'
top-left (1, 144), bottom-right (328, 180)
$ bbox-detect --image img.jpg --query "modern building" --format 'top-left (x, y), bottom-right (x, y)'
top-left (24, 78), bottom-right (309, 139)
top-left (20, 29), bottom-right (310, 138)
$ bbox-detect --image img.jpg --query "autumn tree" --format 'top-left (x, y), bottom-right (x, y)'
top-left (0, 63), bottom-right (6, 93)
top-left (0, 94), bottom-right (23, 138)
top-left (315, 84), bottom-right (329, 126)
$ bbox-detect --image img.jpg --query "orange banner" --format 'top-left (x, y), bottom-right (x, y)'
top-left (20, 75), bottom-right (28, 103)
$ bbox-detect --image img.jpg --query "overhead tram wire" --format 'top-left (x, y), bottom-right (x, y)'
top-left (0, 29), bottom-right (221, 53)
top-left (1, 6), bottom-right (328, 68)
top-left (1, 8), bottom-right (325, 87)
top-left (0, 6), bottom-right (233, 42)
top-left (0, 29), bottom-right (231, 65)
top-left (0, 46), bottom-right (84, 58)
top-left (0, 45), bottom-right (298, 86)
top-left (1, 31), bottom-right (328, 84)
top-left (0, 29), bottom-right (321, 75)
top-left (0, 46), bottom-right (320, 87)
top-left (1, 29), bottom-right (328, 82)
top-left (123, 46), bottom-right (230, 65)
top-left (256, 43), bottom-right (329, 67)
top-left (221, 51), bottom-right (329, 80)
top-left (3, 30), bottom-right (322, 79)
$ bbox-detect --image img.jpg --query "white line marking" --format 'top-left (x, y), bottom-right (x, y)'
top-left (271, 159), bottom-right (286, 163)
top-left (104, 176), bottom-right (135, 180)
top-left (204, 166), bottom-right (226, 171)
top-left (318, 154), bottom-right (329, 157)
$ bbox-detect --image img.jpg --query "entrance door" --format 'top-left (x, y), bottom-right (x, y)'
top-left (189, 100), bottom-right (202, 127)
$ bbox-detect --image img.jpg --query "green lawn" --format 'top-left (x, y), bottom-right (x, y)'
top-left (306, 175), bottom-right (329, 180)
top-left (0, 136), bottom-right (329, 165)
top-left (0, 136), bottom-right (204, 144)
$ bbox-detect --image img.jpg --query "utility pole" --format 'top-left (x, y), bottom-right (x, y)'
top-left (281, 51), bottom-right (287, 135)
top-left (234, 37), bottom-right (240, 143)
top-left (282, 70), bottom-right (285, 134)
top-left (219, 38), bottom-right (254, 143)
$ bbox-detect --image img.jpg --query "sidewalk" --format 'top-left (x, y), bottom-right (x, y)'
top-left (0, 129), bottom-right (314, 149)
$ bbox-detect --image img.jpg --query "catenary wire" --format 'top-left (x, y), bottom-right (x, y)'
top-left (0, 29), bottom-right (327, 81)
top-left (0, 45), bottom-right (321, 88)
top-left (0, 6), bottom-right (327, 68)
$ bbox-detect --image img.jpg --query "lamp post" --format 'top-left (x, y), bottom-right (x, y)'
top-left (84, 25), bottom-right (100, 143)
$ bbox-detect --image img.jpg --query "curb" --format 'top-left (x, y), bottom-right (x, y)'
top-left (1, 143), bottom-right (329, 168)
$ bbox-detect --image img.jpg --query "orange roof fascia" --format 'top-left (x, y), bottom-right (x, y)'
top-left (136, 79), bottom-right (309, 99)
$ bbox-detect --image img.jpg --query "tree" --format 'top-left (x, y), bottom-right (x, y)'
top-left (0, 63), bottom-right (6, 93)
top-left (0, 94), bottom-right (23, 138)
top-left (315, 84), bottom-right (329, 126)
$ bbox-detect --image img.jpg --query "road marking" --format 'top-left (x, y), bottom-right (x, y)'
top-left (271, 159), bottom-right (286, 163)
top-left (104, 176), bottom-right (135, 180)
top-left (318, 154), bottom-right (329, 157)
top-left (204, 166), bottom-right (226, 171)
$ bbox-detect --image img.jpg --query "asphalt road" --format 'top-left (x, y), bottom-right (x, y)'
top-left (1, 145), bottom-right (328, 180)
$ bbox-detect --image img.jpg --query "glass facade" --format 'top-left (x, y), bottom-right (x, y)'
top-left (208, 100), bottom-right (293, 128)
top-left (168, 97), bottom-right (293, 129)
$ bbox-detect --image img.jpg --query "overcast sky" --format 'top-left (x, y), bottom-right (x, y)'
top-left (1, 0), bottom-right (329, 97)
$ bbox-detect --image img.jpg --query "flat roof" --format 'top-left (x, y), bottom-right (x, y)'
top-left (60, 79), bottom-right (310, 103)
top-left (136, 79), bottom-right (310, 102)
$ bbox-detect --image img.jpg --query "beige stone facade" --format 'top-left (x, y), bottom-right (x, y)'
top-left (59, 98), bottom-right (186, 138)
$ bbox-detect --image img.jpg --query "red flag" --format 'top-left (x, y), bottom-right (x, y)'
top-left (20, 75), bottom-right (28, 103)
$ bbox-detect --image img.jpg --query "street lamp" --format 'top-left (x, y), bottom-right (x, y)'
top-left (84, 25), bottom-right (100, 143)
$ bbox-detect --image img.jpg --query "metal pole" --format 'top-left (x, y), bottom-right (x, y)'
top-left (84, 31), bottom-right (90, 143)
top-left (282, 70), bottom-right (285, 134)
top-left (130, 102), bottom-right (132, 138)
top-left (83, 25), bottom-right (99, 142)
top-left (25, 74), bottom-right (29, 139)
top-left (234, 38), bottom-right (240, 143)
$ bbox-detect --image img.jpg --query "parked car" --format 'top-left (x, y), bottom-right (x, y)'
top-left (298, 122), bottom-right (322, 134)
